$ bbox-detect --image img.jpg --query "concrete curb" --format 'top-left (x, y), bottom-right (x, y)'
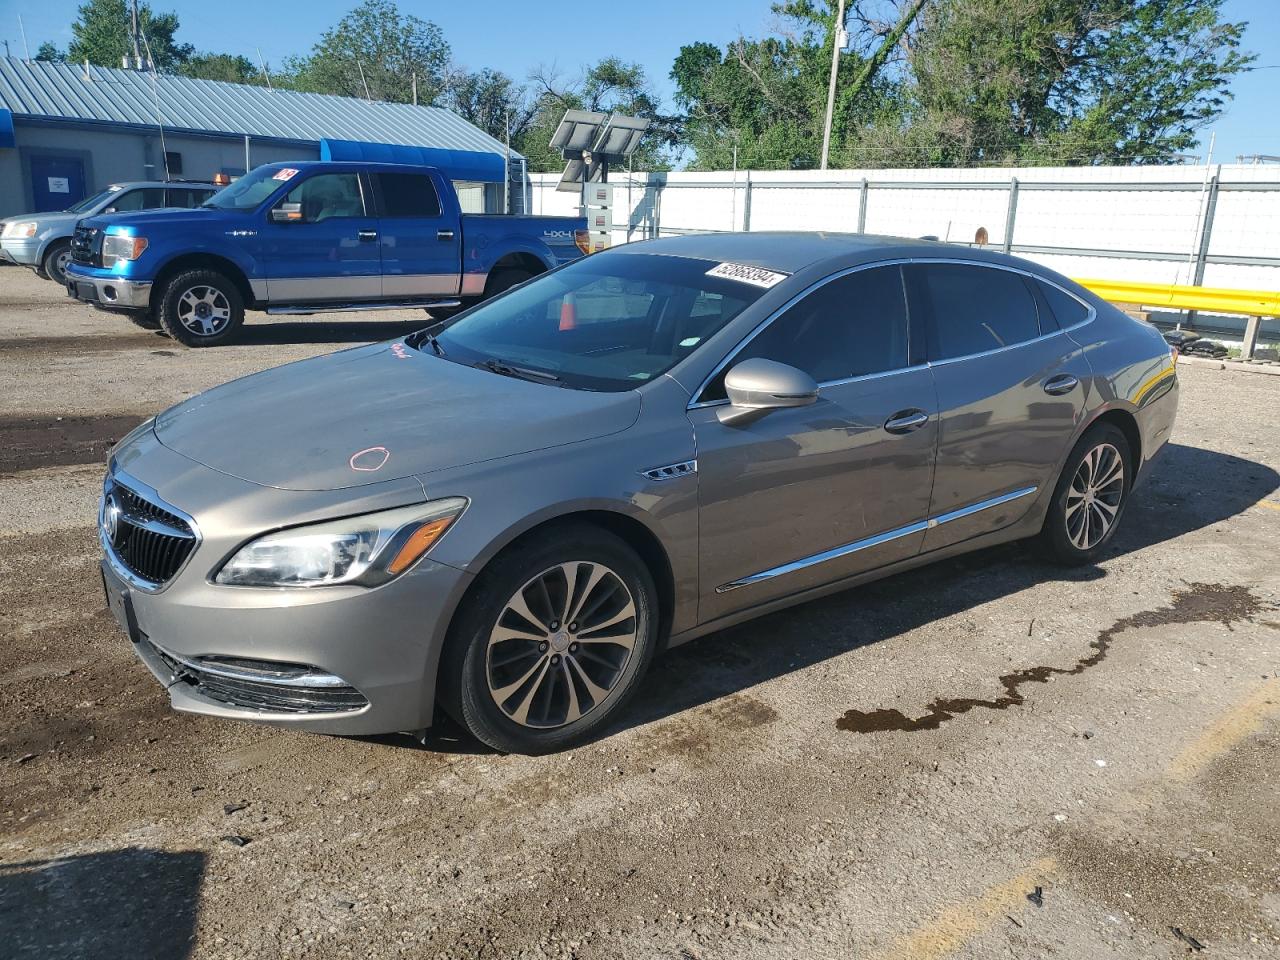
top-left (1177, 355), bottom-right (1280, 376)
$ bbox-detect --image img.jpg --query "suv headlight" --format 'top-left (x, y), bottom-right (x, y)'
top-left (2, 221), bottom-right (36, 239)
top-left (215, 498), bottom-right (467, 587)
top-left (101, 234), bottom-right (149, 267)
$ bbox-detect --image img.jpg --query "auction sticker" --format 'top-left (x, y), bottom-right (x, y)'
top-left (272, 168), bottom-right (300, 181)
top-left (705, 262), bottom-right (788, 288)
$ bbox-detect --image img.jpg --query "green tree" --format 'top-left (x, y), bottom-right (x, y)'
top-left (905, 0), bottom-right (1252, 166)
top-left (446, 68), bottom-right (536, 144)
top-left (284, 0), bottom-right (451, 104)
top-left (35, 42), bottom-right (66, 62)
top-left (66, 0), bottom-right (192, 71)
top-left (179, 52), bottom-right (264, 84)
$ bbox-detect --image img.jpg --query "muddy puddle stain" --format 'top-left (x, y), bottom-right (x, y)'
top-left (837, 584), bottom-right (1265, 734)
top-left (0, 414), bottom-right (148, 472)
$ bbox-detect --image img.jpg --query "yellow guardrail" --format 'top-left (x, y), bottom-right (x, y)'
top-left (1075, 278), bottom-right (1280, 318)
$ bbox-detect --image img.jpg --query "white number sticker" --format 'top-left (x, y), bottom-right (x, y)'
top-left (272, 168), bottom-right (300, 181)
top-left (705, 262), bottom-right (788, 288)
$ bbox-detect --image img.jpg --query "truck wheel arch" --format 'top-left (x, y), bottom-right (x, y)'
top-left (152, 254), bottom-right (256, 310)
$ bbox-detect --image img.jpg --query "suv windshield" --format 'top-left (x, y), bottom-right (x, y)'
top-left (202, 166), bottom-right (294, 210)
top-left (66, 187), bottom-right (120, 214)
top-left (427, 254), bottom-right (768, 391)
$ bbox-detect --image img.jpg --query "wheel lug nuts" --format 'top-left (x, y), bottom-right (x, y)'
top-left (550, 654), bottom-right (560, 665)
top-left (549, 620), bottom-right (559, 630)
top-left (568, 622), bottom-right (578, 632)
top-left (538, 642), bottom-right (548, 652)
top-left (569, 643), bottom-right (578, 653)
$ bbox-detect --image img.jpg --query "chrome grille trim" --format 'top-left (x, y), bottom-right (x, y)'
top-left (100, 467), bottom-right (202, 593)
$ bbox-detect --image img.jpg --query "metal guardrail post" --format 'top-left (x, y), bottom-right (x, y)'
top-left (1003, 178), bottom-right (1019, 253)
top-left (1241, 315), bottom-right (1261, 359)
top-left (742, 172), bottom-right (753, 232)
top-left (857, 178), bottom-right (868, 233)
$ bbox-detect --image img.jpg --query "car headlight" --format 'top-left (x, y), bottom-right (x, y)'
top-left (215, 498), bottom-right (467, 588)
top-left (2, 221), bottom-right (36, 239)
top-left (101, 234), bottom-right (148, 267)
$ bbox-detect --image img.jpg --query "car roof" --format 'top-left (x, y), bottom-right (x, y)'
top-left (107, 181), bottom-right (217, 189)
top-left (609, 231), bottom-right (1035, 276)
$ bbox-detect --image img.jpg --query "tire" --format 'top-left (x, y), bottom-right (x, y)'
top-left (155, 268), bottom-right (245, 347)
top-left (439, 525), bottom-right (659, 754)
top-left (1036, 423), bottom-right (1133, 565)
top-left (42, 241), bottom-right (72, 286)
top-left (483, 267), bottom-right (535, 299)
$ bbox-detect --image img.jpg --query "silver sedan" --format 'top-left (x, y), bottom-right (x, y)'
top-left (99, 233), bottom-right (1179, 753)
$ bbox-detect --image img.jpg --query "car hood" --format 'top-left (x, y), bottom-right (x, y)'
top-left (11, 212), bottom-right (77, 232)
top-left (154, 343), bottom-right (642, 491)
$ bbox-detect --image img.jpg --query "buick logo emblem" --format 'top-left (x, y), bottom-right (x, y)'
top-left (102, 494), bottom-right (121, 543)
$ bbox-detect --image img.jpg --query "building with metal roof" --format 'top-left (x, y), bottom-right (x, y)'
top-left (0, 57), bottom-right (524, 218)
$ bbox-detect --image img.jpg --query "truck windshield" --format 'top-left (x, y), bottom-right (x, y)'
top-left (203, 167), bottom-right (292, 210)
top-left (426, 254), bottom-right (769, 392)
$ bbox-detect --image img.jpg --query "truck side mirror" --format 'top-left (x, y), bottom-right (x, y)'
top-left (271, 202), bottom-right (303, 223)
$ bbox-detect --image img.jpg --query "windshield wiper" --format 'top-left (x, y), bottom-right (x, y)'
top-left (423, 333), bottom-right (447, 357)
top-left (474, 358), bottom-right (560, 383)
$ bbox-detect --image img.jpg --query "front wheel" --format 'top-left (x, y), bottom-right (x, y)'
top-left (440, 526), bottom-right (659, 754)
top-left (42, 241), bottom-right (72, 286)
top-left (156, 268), bottom-right (245, 347)
top-left (1036, 423), bottom-right (1132, 565)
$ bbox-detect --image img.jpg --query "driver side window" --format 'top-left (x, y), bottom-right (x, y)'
top-left (699, 265), bottom-right (910, 402)
top-left (283, 173), bottom-right (365, 223)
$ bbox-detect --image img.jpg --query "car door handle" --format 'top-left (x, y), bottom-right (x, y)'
top-left (883, 409), bottom-right (929, 434)
top-left (1043, 374), bottom-right (1079, 395)
top-left (358, 229), bottom-right (378, 242)
top-left (437, 229), bottom-right (455, 241)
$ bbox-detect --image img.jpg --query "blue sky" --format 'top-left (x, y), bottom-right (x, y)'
top-left (6, 0), bottom-right (1277, 164)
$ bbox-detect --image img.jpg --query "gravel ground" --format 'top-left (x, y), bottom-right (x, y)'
top-left (0, 263), bottom-right (1277, 960)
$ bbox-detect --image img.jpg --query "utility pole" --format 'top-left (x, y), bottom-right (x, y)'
top-left (18, 13), bottom-right (32, 61)
top-left (819, 0), bottom-right (847, 170)
top-left (129, 0), bottom-right (143, 68)
top-left (412, 73), bottom-right (417, 106)
top-left (255, 47), bottom-right (272, 89)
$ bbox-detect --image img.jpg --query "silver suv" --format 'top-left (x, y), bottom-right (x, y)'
top-left (0, 181), bottom-right (215, 285)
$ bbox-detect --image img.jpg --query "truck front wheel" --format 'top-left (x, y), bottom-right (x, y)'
top-left (156, 269), bottom-right (245, 347)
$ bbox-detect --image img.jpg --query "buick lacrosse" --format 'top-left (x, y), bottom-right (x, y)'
top-left (100, 233), bottom-right (1178, 753)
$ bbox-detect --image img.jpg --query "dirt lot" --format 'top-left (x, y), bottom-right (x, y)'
top-left (0, 263), bottom-right (1277, 960)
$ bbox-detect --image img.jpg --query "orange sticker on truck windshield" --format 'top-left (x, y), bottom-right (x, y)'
top-left (272, 168), bottom-right (300, 181)
top-left (705, 262), bottom-right (788, 288)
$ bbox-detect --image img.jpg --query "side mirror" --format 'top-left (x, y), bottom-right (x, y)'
top-left (717, 358), bottom-right (819, 426)
top-left (103, 207), bottom-right (117, 214)
top-left (271, 202), bottom-right (303, 223)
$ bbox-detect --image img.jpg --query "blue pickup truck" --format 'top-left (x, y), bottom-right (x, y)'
top-left (64, 160), bottom-right (588, 346)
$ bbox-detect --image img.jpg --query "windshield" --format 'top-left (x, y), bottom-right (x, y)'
top-left (202, 166), bottom-right (294, 210)
top-left (66, 187), bottom-right (120, 214)
top-left (427, 254), bottom-right (768, 391)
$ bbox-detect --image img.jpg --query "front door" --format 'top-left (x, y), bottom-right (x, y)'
top-left (261, 169), bottom-right (381, 302)
top-left (31, 155), bottom-right (86, 212)
top-left (906, 261), bottom-right (1092, 552)
top-left (691, 264), bottom-right (938, 623)
top-left (369, 170), bottom-right (461, 298)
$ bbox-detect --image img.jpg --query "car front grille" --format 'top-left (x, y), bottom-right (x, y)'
top-left (142, 640), bottom-right (369, 714)
top-left (71, 225), bottom-right (102, 266)
top-left (101, 476), bottom-right (197, 588)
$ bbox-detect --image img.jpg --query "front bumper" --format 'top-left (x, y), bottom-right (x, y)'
top-left (1, 237), bottom-right (39, 267)
top-left (64, 268), bottom-right (153, 309)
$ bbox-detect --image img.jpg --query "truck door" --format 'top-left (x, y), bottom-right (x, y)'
top-left (261, 169), bottom-right (381, 302)
top-left (369, 170), bottom-right (461, 298)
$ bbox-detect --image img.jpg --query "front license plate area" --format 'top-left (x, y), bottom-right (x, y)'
top-left (101, 568), bottom-right (140, 643)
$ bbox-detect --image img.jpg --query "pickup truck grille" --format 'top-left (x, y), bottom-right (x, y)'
top-left (101, 477), bottom-right (198, 588)
top-left (71, 225), bottom-right (102, 266)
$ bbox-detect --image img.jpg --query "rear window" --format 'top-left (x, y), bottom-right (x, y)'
top-left (914, 263), bottom-right (1041, 360)
top-left (376, 173), bottom-right (442, 218)
top-left (1038, 280), bottom-right (1090, 328)
top-left (430, 254), bottom-right (767, 391)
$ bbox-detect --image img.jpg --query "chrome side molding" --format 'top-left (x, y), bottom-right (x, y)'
top-left (716, 486), bottom-right (1038, 594)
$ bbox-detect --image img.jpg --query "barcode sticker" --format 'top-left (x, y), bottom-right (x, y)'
top-left (705, 262), bottom-right (789, 288)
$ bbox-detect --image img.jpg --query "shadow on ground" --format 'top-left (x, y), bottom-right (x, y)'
top-left (616, 441), bottom-right (1278, 736)
top-left (0, 847), bottom-right (205, 959)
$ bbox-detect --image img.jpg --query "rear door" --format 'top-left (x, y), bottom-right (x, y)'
top-left (369, 170), bottom-right (461, 298)
top-left (907, 261), bottom-right (1091, 552)
top-left (260, 169), bottom-right (381, 302)
top-left (690, 264), bottom-right (937, 623)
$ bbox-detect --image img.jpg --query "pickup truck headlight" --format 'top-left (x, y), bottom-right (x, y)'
top-left (101, 234), bottom-right (149, 267)
top-left (215, 498), bottom-right (467, 587)
top-left (2, 221), bottom-right (36, 239)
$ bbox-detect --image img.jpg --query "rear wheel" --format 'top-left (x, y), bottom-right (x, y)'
top-left (42, 241), bottom-right (72, 286)
top-left (156, 268), bottom-right (244, 347)
top-left (1037, 423), bottom-right (1132, 565)
top-left (484, 267), bottom-right (535, 299)
top-left (440, 526), bottom-right (658, 754)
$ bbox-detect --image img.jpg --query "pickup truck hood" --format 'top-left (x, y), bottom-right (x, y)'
top-left (79, 207), bottom-right (231, 231)
top-left (154, 343), bottom-right (641, 491)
